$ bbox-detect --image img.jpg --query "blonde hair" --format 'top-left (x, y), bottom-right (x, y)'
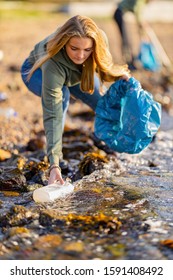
top-left (28, 15), bottom-right (129, 94)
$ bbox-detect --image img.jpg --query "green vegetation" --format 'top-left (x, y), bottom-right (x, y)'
top-left (0, 9), bottom-right (50, 19)
top-left (0, 1), bottom-right (61, 20)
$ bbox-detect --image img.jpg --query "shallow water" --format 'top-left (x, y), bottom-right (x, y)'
top-left (0, 122), bottom-right (173, 260)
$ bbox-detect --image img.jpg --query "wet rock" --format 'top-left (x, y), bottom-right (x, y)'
top-left (0, 205), bottom-right (38, 227)
top-left (0, 154), bottom-right (26, 168)
top-left (106, 243), bottom-right (126, 258)
top-left (0, 167), bottom-right (26, 191)
top-left (72, 189), bottom-right (103, 211)
top-left (1, 229), bottom-right (39, 259)
top-left (5, 226), bottom-right (31, 238)
top-left (123, 188), bottom-right (144, 201)
top-left (26, 172), bottom-right (47, 186)
top-left (33, 234), bottom-right (62, 249)
top-left (73, 152), bottom-right (108, 181)
top-left (62, 129), bottom-right (94, 161)
top-left (39, 210), bottom-right (66, 227)
top-left (25, 183), bottom-right (44, 192)
top-left (23, 161), bottom-right (48, 185)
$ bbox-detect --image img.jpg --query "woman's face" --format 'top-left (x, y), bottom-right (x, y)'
top-left (65, 36), bottom-right (93, 65)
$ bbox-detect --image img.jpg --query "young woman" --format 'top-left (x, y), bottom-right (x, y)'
top-left (21, 15), bottom-right (130, 185)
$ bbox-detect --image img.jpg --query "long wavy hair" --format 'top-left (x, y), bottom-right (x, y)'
top-left (27, 15), bottom-right (129, 94)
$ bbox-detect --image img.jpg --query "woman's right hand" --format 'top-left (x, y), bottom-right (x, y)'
top-left (121, 72), bottom-right (131, 81)
top-left (48, 166), bottom-right (65, 185)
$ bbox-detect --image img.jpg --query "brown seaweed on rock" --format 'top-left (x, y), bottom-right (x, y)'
top-left (39, 210), bottom-right (121, 234)
top-left (79, 152), bottom-right (108, 175)
top-left (0, 205), bottom-right (38, 227)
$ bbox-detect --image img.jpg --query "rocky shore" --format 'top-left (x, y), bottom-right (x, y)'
top-left (0, 6), bottom-right (173, 260)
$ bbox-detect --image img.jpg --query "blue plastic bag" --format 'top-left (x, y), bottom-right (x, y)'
top-left (137, 41), bottom-right (161, 72)
top-left (94, 77), bottom-right (161, 154)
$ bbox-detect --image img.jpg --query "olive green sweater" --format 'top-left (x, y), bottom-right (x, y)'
top-left (28, 36), bottom-right (83, 165)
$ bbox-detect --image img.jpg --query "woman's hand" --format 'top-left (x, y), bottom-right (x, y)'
top-left (48, 165), bottom-right (65, 185)
top-left (121, 72), bottom-right (131, 81)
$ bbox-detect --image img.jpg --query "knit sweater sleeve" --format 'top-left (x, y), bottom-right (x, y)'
top-left (41, 58), bottom-right (66, 166)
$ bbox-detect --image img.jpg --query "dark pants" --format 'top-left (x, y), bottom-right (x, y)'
top-left (113, 7), bottom-right (124, 37)
top-left (113, 7), bottom-right (134, 66)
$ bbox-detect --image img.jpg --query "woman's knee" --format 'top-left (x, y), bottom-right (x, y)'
top-left (21, 59), bottom-right (42, 97)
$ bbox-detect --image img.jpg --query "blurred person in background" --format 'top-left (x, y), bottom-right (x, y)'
top-left (21, 15), bottom-right (130, 185)
top-left (113, 0), bottom-right (152, 69)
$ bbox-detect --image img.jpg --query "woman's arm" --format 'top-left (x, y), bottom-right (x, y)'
top-left (41, 59), bottom-right (66, 184)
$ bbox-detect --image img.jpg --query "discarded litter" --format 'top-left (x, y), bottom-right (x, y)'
top-left (33, 181), bottom-right (74, 202)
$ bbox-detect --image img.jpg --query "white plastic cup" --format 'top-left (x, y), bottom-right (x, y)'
top-left (33, 181), bottom-right (74, 203)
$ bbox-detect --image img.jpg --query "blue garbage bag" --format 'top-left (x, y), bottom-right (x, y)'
top-left (137, 41), bottom-right (161, 72)
top-left (94, 77), bottom-right (161, 154)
